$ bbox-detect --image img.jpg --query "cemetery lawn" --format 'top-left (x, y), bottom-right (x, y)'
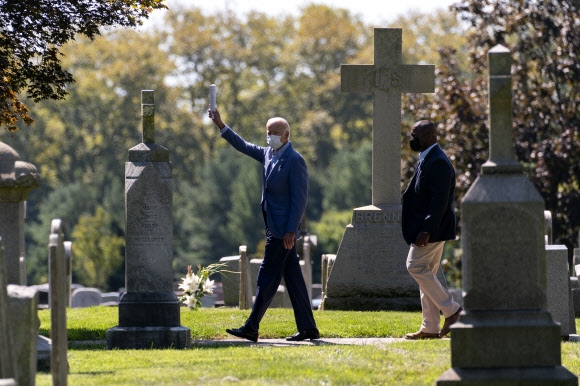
top-left (36, 307), bottom-right (580, 385)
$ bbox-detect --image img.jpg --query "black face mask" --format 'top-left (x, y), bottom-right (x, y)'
top-left (410, 137), bottom-right (421, 152)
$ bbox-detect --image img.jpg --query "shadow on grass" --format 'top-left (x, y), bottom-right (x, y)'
top-left (68, 342), bottom-right (108, 350)
top-left (75, 371), bottom-right (115, 375)
top-left (41, 328), bottom-right (108, 342)
top-left (191, 339), bottom-right (342, 349)
top-left (68, 339), bottom-right (343, 351)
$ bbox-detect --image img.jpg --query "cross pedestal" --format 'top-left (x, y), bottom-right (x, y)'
top-left (321, 28), bottom-right (438, 311)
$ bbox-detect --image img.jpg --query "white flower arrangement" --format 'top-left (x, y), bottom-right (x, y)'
top-left (178, 263), bottom-right (227, 310)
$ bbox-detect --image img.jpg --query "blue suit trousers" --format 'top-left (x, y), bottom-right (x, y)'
top-left (244, 222), bottom-right (316, 332)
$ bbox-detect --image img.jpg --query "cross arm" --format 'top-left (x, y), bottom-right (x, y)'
top-left (341, 64), bottom-right (375, 93)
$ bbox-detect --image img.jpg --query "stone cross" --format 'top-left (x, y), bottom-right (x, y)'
top-left (323, 28), bottom-right (436, 311)
top-left (142, 90), bottom-right (155, 143)
top-left (341, 28), bottom-right (434, 206)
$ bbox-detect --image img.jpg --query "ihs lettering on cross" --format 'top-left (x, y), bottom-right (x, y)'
top-left (341, 28), bottom-right (435, 206)
top-left (141, 90), bottom-right (155, 143)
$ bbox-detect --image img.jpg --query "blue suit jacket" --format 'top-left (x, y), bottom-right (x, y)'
top-left (402, 145), bottom-right (456, 245)
top-left (222, 127), bottom-right (308, 239)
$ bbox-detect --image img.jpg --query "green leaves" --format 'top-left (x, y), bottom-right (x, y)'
top-left (450, 0), bottom-right (580, 244)
top-left (0, 0), bottom-right (167, 131)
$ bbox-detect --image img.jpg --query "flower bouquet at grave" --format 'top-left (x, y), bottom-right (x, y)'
top-left (178, 263), bottom-right (228, 310)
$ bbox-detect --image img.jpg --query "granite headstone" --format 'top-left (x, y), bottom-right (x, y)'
top-left (436, 44), bottom-right (576, 385)
top-left (106, 90), bottom-right (190, 349)
top-left (322, 28), bottom-right (436, 310)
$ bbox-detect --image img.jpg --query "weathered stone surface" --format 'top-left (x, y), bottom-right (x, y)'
top-left (340, 28), bottom-right (434, 206)
top-left (0, 241), bottom-right (16, 381)
top-left (36, 336), bottom-right (51, 373)
top-left (573, 288), bottom-right (580, 318)
top-left (0, 142), bottom-right (40, 285)
top-left (436, 44), bottom-right (576, 385)
top-left (545, 245), bottom-right (572, 337)
top-left (220, 255), bottom-right (241, 307)
top-left (324, 205), bottom-right (420, 310)
top-left (49, 219), bottom-right (68, 386)
top-left (124, 164), bottom-right (173, 294)
top-left (106, 326), bottom-right (191, 350)
top-left (71, 287), bottom-right (102, 308)
top-left (107, 90), bottom-right (190, 350)
top-left (322, 28), bottom-right (435, 310)
top-left (7, 285), bottom-right (39, 386)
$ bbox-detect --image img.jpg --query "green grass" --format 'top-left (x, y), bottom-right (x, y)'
top-left (35, 307), bottom-right (580, 385)
top-left (38, 307), bottom-right (424, 341)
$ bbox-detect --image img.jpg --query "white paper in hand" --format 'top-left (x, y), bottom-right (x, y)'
top-left (209, 84), bottom-right (217, 118)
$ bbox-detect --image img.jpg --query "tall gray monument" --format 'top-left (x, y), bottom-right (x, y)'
top-left (107, 90), bottom-right (190, 349)
top-left (321, 28), bottom-right (435, 310)
top-left (0, 142), bottom-right (39, 285)
top-left (436, 45), bottom-right (577, 385)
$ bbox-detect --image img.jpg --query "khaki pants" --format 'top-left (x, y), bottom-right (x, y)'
top-left (406, 241), bottom-right (460, 334)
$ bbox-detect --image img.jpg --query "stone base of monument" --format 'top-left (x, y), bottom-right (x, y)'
top-left (436, 310), bottom-right (577, 385)
top-left (437, 366), bottom-right (577, 385)
top-left (116, 292), bottom-right (181, 326)
top-left (106, 326), bottom-right (191, 350)
top-left (322, 295), bottom-right (420, 311)
top-left (106, 292), bottom-right (190, 349)
top-left (321, 205), bottom-right (428, 311)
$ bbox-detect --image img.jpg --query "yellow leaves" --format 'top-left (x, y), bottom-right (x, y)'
top-left (0, 94), bottom-right (34, 132)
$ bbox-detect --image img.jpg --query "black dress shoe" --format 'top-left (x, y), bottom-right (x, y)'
top-left (226, 326), bottom-right (259, 342)
top-left (286, 328), bottom-right (320, 341)
top-left (439, 307), bottom-right (463, 338)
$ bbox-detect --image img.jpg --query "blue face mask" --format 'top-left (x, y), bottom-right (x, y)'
top-left (267, 135), bottom-right (283, 150)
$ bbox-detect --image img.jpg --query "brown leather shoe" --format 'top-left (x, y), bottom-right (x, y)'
top-left (404, 331), bottom-right (440, 340)
top-left (439, 307), bottom-right (462, 338)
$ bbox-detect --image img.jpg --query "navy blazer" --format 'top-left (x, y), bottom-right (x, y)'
top-left (402, 145), bottom-right (456, 245)
top-left (222, 127), bottom-right (308, 239)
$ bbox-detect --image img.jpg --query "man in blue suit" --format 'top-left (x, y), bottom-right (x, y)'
top-left (209, 108), bottom-right (319, 342)
top-left (402, 120), bottom-right (462, 340)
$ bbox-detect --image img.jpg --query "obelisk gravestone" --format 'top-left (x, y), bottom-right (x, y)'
top-left (322, 28), bottom-right (436, 310)
top-left (436, 45), bottom-right (576, 385)
top-left (107, 90), bottom-right (190, 349)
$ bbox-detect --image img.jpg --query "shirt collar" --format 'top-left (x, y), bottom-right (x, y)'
top-left (419, 143), bottom-right (437, 162)
top-left (273, 141), bottom-right (290, 158)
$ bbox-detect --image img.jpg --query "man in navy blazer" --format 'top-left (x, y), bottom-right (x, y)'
top-left (402, 120), bottom-right (462, 340)
top-left (209, 108), bottom-right (318, 342)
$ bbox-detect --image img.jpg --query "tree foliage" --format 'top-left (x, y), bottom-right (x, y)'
top-left (13, 2), bottom-right (579, 289)
top-left (403, 0), bottom-right (580, 246)
top-left (0, 0), bottom-right (167, 131)
top-left (454, 0), bottom-right (579, 244)
top-left (71, 206), bottom-right (124, 290)
top-left (9, 5), bottom-right (469, 288)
